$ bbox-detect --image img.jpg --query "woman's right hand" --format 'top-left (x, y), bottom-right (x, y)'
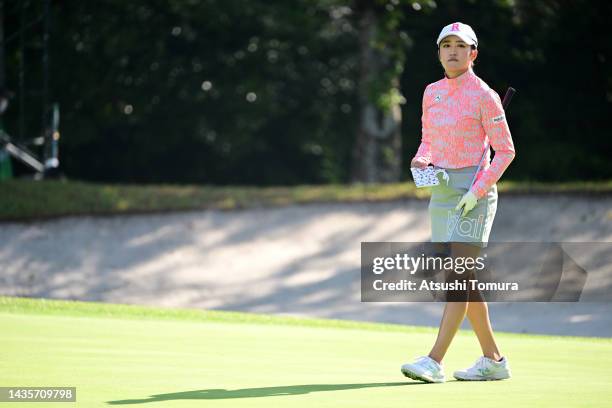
top-left (410, 157), bottom-right (430, 169)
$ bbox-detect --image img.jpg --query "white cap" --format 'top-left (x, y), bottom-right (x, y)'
top-left (436, 22), bottom-right (478, 48)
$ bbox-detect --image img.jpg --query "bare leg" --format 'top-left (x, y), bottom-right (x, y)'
top-left (428, 301), bottom-right (468, 363)
top-left (466, 298), bottom-right (502, 361)
top-left (427, 242), bottom-right (479, 363)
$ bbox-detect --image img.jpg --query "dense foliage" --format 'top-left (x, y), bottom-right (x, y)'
top-left (3, 0), bottom-right (610, 184)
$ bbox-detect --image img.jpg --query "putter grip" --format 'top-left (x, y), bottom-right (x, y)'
top-left (501, 87), bottom-right (516, 110)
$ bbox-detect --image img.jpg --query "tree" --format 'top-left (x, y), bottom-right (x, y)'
top-left (351, 0), bottom-right (407, 183)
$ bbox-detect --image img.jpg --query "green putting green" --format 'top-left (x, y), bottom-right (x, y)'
top-left (1, 296), bottom-right (611, 407)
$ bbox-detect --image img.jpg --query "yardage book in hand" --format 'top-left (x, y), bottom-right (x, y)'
top-left (410, 166), bottom-right (449, 188)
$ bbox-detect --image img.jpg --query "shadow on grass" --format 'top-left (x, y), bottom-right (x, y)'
top-left (107, 382), bottom-right (423, 404)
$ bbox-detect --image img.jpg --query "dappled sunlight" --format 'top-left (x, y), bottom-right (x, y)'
top-left (1, 197), bottom-right (612, 336)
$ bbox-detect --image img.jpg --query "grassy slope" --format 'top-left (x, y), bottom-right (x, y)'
top-left (1, 297), bottom-right (611, 408)
top-left (1, 179), bottom-right (611, 221)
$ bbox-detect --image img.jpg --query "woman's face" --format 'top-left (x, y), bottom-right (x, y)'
top-left (438, 35), bottom-right (478, 77)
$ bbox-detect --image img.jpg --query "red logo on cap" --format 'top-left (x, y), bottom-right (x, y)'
top-left (451, 23), bottom-right (460, 31)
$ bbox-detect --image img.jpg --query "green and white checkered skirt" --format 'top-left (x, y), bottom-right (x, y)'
top-left (428, 166), bottom-right (498, 248)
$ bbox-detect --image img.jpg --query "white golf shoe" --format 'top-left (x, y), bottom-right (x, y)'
top-left (453, 356), bottom-right (511, 381)
top-left (401, 356), bottom-right (446, 383)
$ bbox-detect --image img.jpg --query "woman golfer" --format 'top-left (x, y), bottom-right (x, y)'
top-left (401, 22), bottom-right (515, 383)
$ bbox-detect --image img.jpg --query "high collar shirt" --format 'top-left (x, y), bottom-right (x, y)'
top-left (413, 68), bottom-right (516, 199)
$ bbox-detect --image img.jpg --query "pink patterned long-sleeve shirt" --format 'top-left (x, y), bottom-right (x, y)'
top-left (413, 68), bottom-right (515, 199)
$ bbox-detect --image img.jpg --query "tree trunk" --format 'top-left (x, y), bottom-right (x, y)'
top-left (351, 1), bottom-right (402, 183)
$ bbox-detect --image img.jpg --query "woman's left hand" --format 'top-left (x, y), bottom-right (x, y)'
top-left (455, 191), bottom-right (478, 217)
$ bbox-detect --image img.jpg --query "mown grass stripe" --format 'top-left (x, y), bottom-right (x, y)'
top-left (1, 296), bottom-right (610, 343)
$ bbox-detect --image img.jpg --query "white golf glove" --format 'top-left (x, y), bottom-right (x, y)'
top-left (455, 191), bottom-right (478, 217)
